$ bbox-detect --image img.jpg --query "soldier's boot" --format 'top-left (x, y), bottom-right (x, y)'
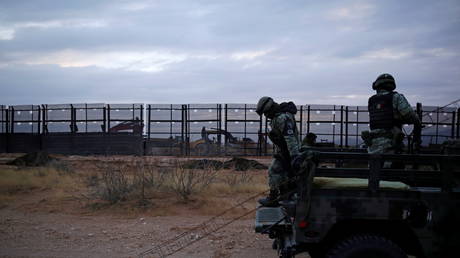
top-left (258, 189), bottom-right (279, 207)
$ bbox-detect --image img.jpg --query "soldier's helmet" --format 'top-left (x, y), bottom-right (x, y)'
top-left (256, 96), bottom-right (274, 116)
top-left (372, 73), bottom-right (396, 91)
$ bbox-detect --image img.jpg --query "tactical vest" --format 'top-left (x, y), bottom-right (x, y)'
top-left (368, 92), bottom-right (401, 130)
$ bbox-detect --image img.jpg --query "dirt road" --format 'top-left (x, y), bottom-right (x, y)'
top-left (0, 206), bottom-right (310, 258)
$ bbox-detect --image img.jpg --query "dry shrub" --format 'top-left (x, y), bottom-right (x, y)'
top-left (0, 166), bottom-right (75, 195)
top-left (95, 161), bottom-right (134, 203)
top-left (92, 158), bottom-right (167, 204)
top-left (222, 170), bottom-right (254, 187)
top-left (169, 161), bottom-right (218, 201)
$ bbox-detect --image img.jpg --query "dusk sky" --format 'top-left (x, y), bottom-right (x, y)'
top-left (1, 0), bottom-right (459, 106)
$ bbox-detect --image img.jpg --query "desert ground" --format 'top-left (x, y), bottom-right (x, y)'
top-left (0, 153), bottom-right (310, 258)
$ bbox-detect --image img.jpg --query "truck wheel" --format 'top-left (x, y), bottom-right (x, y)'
top-left (325, 234), bottom-right (407, 258)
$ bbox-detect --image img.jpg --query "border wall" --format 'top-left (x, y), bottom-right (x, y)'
top-left (0, 102), bottom-right (458, 156)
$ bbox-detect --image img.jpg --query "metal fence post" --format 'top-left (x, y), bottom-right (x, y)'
top-left (340, 105), bottom-right (344, 148)
top-left (457, 108), bottom-right (460, 139)
top-left (224, 104), bottom-right (228, 155)
top-left (107, 104), bottom-right (111, 134)
top-left (451, 110), bottom-right (456, 139)
top-left (10, 107), bottom-right (14, 134)
top-left (147, 105), bottom-right (151, 140)
top-left (345, 106), bottom-right (349, 147)
top-left (307, 105), bottom-right (311, 134)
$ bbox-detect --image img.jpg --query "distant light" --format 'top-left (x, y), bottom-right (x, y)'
top-left (250, 121), bottom-right (254, 124)
top-left (249, 109), bottom-right (254, 112)
top-left (172, 122), bottom-right (175, 124)
top-left (367, 124), bottom-right (370, 127)
top-left (404, 124), bottom-right (409, 127)
top-left (156, 122), bottom-right (160, 124)
top-left (428, 124), bottom-right (433, 127)
top-left (234, 109), bottom-right (239, 112)
top-left (208, 121), bottom-right (212, 124)
top-left (193, 121), bottom-right (198, 124)
top-left (115, 109), bottom-right (120, 112)
top-left (208, 109), bottom-right (212, 112)
top-left (80, 109), bottom-right (84, 112)
top-left (29, 111), bottom-right (33, 114)
top-left (316, 123), bottom-right (320, 126)
top-left (92, 121), bottom-right (96, 124)
top-left (29, 122), bottom-right (32, 125)
top-left (429, 113), bottom-right (433, 116)
top-left (316, 111), bottom-right (320, 114)
top-left (235, 121), bottom-right (239, 124)
top-left (157, 109), bottom-right (161, 112)
top-left (332, 111), bottom-right (336, 114)
top-left (48, 110), bottom-right (52, 112)
top-left (353, 112), bottom-right (357, 115)
top-left (80, 122), bottom-right (84, 124)
top-left (193, 109), bottom-right (198, 112)
top-left (130, 109), bottom-right (133, 112)
top-left (92, 109), bottom-right (97, 111)
top-left (331, 123), bottom-right (335, 126)
top-left (17, 122), bottom-right (21, 125)
top-left (443, 113), bottom-right (448, 116)
top-left (62, 109), bottom-right (65, 112)
top-left (17, 111), bottom-right (21, 115)
top-left (443, 125), bottom-right (447, 128)
top-left (353, 123), bottom-right (357, 126)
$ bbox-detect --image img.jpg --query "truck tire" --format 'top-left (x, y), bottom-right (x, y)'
top-left (325, 234), bottom-right (407, 258)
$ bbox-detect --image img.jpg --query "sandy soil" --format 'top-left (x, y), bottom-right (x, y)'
top-left (0, 154), bottom-right (310, 258)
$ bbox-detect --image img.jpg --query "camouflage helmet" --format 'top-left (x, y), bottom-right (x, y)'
top-left (372, 73), bottom-right (396, 91)
top-left (256, 96), bottom-right (274, 116)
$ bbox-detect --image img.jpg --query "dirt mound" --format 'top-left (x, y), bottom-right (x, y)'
top-left (7, 152), bottom-right (56, 167)
top-left (223, 157), bottom-right (267, 171)
top-left (182, 157), bottom-right (267, 171)
top-left (182, 159), bottom-right (225, 170)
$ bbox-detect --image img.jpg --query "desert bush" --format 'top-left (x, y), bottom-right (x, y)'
top-left (92, 158), bottom-right (169, 204)
top-left (222, 170), bottom-right (254, 187)
top-left (94, 160), bottom-right (136, 203)
top-left (169, 161), bottom-right (218, 201)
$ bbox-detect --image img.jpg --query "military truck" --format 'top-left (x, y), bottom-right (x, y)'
top-left (255, 151), bottom-right (460, 258)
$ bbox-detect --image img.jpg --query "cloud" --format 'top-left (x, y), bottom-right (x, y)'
top-left (327, 3), bottom-right (375, 21)
top-left (0, 0), bottom-right (459, 106)
top-left (230, 49), bottom-right (273, 61)
top-left (0, 19), bottom-right (107, 41)
top-left (6, 50), bottom-right (188, 73)
top-left (0, 27), bottom-right (15, 40)
top-left (360, 48), bottom-right (412, 60)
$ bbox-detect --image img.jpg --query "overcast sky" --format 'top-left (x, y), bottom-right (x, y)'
top-left (1, 0), bottom-right (459, 107)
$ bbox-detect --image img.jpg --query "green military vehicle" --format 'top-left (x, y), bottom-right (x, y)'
top-left (255, 151), bottom-right (460, 258)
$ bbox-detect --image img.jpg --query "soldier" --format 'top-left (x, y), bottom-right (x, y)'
top-left (363, 73), bottom-right (422, 167)
top-left (256, 97), bottom-right (302, 206)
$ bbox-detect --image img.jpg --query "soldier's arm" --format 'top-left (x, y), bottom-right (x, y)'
top-left (281, 117), bottom-right (300, 157)
top-left (395, 93), bottom-right (421, 126)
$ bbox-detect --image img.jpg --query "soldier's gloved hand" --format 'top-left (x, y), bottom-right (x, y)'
top-left (291, 155), bottom-right (304, 171)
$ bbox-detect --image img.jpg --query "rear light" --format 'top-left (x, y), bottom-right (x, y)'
top-left (298, 220), bottom-right (309, 228)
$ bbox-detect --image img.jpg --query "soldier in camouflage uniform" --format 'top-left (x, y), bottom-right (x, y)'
top-left (363, 74), bottom-right (421, 167)
top-left (256, 97), bottom-right (302, 206)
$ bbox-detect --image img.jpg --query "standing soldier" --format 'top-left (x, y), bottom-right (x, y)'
top-left (363, 73), bottom-right (422, 167)
top-left (256, 97), bottom-right (302, 206)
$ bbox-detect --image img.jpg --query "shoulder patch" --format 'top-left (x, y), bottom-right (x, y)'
top-left (283, 120), bottom-right (295, 136)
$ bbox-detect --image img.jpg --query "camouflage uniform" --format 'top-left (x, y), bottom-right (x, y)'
top-left (268, 112), bottom-right (301, 191)
top-left (367, 89), bottom-right (420, 155)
